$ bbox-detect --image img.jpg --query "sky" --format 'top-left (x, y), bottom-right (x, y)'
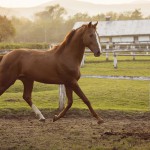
top-left (0, 0), bottom-right (138, 8)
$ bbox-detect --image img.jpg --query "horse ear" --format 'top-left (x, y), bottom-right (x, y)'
top-left (88, 22), bottom-right (92, 28)
top-left (93, 21), bottom-right (98, 28)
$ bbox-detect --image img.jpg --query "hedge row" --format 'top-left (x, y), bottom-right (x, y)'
top-left (0, 43), bottom-right (49, 50)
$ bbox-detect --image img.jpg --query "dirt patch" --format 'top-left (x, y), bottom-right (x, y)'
top-left (0, 110), bottom-right (150, 150)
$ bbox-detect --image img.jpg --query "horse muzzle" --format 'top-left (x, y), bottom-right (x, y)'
top-left (94, 50), bottom-right (101, 57)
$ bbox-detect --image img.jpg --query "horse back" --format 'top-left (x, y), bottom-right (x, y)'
top-left (0, 49), bottom-right (80, 84)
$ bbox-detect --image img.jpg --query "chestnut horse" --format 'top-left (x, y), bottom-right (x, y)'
top-left (0, 22), bottom-right (104, 124)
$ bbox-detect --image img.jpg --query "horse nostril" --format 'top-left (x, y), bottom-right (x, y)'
top-left (94, 50), bottom-right (101, 57)
top-left (96, 51), bottom-right (100, 56)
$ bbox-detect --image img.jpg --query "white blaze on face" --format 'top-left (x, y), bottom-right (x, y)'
top-left (32, 104), bottom-right (45, 120)
top-left (95, 31), bottom-right (102, 53)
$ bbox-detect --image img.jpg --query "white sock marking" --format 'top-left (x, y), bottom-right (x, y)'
top-left (32, 104), bottom-right (45, 120)
top-left (95, 31), bottom-right (102, 53)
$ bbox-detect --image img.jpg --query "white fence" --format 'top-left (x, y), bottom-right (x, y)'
top-left (81, 42), bottom-right (150, 68)
top-left (113, 49), bottom-right (150, 68)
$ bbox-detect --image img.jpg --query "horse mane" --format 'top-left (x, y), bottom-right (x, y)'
top-left (58, 29), bottom-right (76, 49)
top-left (53, 24), bottom-right (86, 54)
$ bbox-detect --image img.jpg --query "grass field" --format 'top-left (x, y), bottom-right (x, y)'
top-left (0, 54), bottom-right (150, 112)
top-left (82, 54), bottom-right (150, 76)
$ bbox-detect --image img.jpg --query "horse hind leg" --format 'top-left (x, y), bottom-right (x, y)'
top-left (21, 78), bottom-right (45, 121)
top-left (53, 84), bottom-right (73, 122)
top-left (71, 81), bottom-right (104, 124)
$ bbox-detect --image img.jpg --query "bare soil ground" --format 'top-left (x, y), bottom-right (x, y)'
top-left (0, 110), bottom-right (150, 150)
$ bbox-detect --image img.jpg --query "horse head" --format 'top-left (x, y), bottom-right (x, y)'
top-left (83, 22), bottom-right (102, 57)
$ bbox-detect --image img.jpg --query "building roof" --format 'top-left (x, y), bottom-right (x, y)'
top-left (73, 20), bottom-right (150, 37)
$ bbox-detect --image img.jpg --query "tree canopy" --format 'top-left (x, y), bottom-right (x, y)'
top-left (0, 4), bottom-right (149, 43)
top-left (0, 16), bottom-right (15, 42)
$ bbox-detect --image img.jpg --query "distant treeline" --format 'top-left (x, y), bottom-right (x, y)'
top-left (0, 4), bottom-right (150, 44)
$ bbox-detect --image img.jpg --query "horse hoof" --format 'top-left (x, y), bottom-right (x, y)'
top-left (97, 119), bottom-right (104, 124)
top-left (39, 118), bottom-right (46, 122)
top-left (53, 115), bottom-right (58, 122)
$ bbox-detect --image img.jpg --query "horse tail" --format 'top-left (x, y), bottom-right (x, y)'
top-left (0, 55), bottom-right (3, 63)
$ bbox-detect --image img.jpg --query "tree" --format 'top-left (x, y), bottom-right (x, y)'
top-left (65, 13), bottom-right (91, 34)
top-left (11, 17), bottom-right (33, 42)
top-left (36, 4), bottom-right (66, 21)
top-left (7, 7), bottom-right (147, 43)
top-left (91, 14), bottom-right (106, 21)
top-left (130, 9), bottom-right (143, 20)
top-left (35, 4), bottom-right (67, 42)
top-left (145, 15), bottom-right (150, 19)
top-left (0, 16), bottom-right (15, 42)
top-left (118, 11), bottom-right (132, 20)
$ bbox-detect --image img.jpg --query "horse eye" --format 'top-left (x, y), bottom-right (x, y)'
top-left (89, 34), bottom-right (93, 38)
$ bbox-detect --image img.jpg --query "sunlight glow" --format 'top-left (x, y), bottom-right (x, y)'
top-left (0, 0), bottom-right (139, 8)
top-left (81, 0), bottom-right (135, 4)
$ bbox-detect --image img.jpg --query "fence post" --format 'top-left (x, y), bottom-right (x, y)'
top-left (106, 43), bottom-right (109, 61)
top-left (106, 53), bottom-right (109, 61)
top-left (49, 44), bottom-right (53, 49)
top-left (59, 84), bottom-right (66, 110)
top-left (115, 44), bottom-right (119, 50)
top-left (130, 45), bottom-right (136, 60)
top-left (147, 45), bottom-right (149, 50)
top-left (81, 55), bottom-right (85, 67)
top-left (147, 45), bottom-right (149, 55)
top-left (131, 51), bottom-right (136, 61)
top-left (113, 52), bottom-right (117, 69)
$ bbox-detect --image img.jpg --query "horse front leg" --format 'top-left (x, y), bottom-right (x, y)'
top-left (72, 81), bottom-right (104, 124)
top-left (21, 78), bottom-right (45, 121)
top-left (53, 85), bottom-right (73, 122)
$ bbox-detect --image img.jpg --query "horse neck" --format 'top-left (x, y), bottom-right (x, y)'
top-left (62, 29), bottom-right (85, 65)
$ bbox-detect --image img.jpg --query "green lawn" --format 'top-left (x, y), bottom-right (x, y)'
top-left (82, 54), bottom-right (150, 76)
top-left (0, 54), bottom-right (150, 112)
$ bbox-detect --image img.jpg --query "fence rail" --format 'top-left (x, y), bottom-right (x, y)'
top-left (113, 50), bottom-right (150, 68)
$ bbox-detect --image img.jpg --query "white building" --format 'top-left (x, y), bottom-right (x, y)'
top-left (73, 20), bottom-right (150, 44)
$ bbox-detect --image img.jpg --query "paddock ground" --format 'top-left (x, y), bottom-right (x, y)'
top-left (0, 110), bottom-right (150, 150)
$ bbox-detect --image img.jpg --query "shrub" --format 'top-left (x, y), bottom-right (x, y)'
top-left (0, 43), bottom-right (49, 50)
